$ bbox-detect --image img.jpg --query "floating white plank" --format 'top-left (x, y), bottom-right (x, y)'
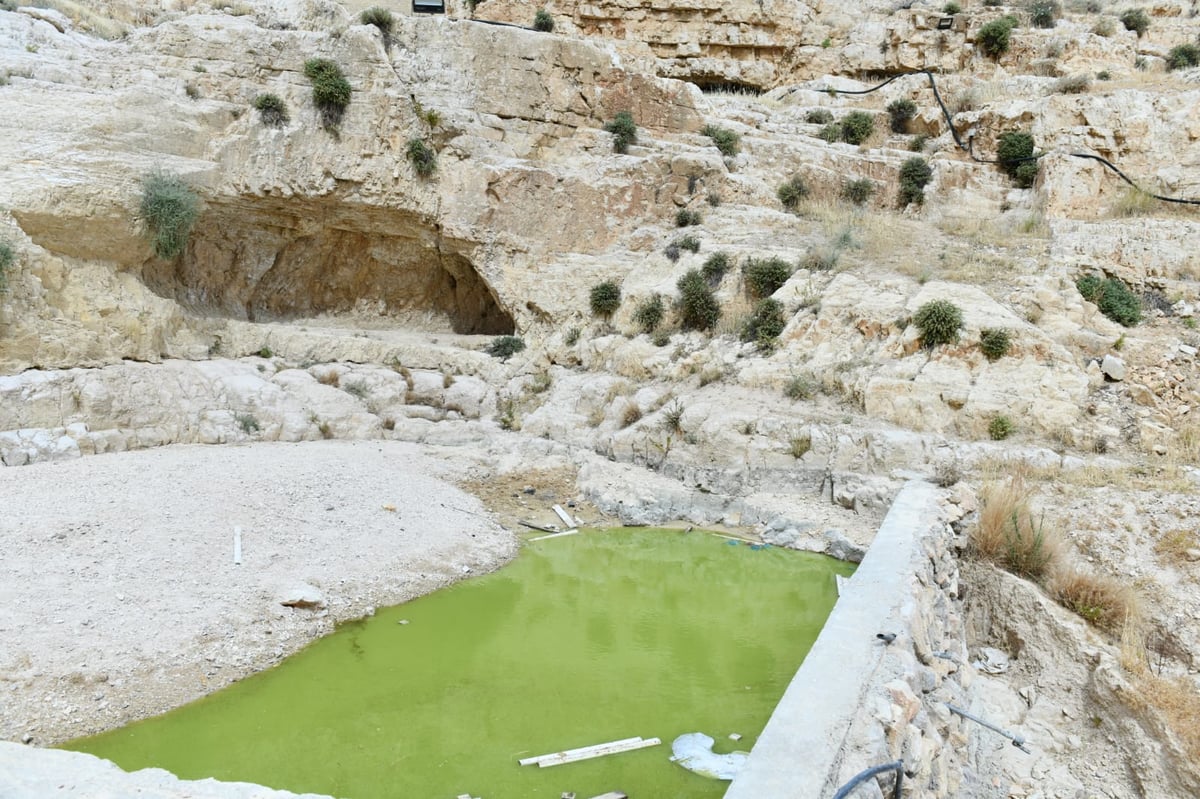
top-left (535, 737), bottom-right (661, 768)
top-left (233, 526), bottom-right (242, 565)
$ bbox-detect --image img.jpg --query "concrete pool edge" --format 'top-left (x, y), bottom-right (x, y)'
top-left (724, 480), bottom-right (974, 799)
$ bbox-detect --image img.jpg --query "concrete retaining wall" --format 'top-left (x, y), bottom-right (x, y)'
top-left (725, 480), bottom-right (975, 799)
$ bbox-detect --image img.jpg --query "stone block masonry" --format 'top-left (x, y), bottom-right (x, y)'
top-left (725, 480), bottom-right (976, 799)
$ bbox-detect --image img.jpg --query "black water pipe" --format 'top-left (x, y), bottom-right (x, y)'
top-left (832, 759), bottom-right (905, 799)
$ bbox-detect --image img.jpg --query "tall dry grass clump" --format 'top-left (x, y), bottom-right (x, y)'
top-left (1049, 567), bottom-right (1137, 632)
top-left (972, 479), bottom-right (1062, 581)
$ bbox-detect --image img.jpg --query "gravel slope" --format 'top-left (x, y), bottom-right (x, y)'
top-left (0, 440), bottom-right (515, 746)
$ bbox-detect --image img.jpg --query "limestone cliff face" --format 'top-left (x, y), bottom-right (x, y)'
top-left (0, 3), bottom-right (703, 367)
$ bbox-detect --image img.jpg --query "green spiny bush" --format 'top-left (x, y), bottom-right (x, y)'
top-left (633, 293), bottom-right (665, 333)
top-left (886, 98), bottom-right (918, 133)
top-left (0, 239), bottom-right (13, 293)
top-left (743, 257), bottom-right (792, 298)
top-left (988, 415), bottom-right (1014, 441)
top-left (818, 122), bottom-right (841, 143)
top-left (252, 93), bottom-right (289, 127)
top-left (303, 58), bottom-right (351, 131)
top-left (741, 298), bottom-right (787, 348)
top-left (784, 372), bottom-right (817, 400)
top-left (979, 327), bottom-right (1012, 360)
top-left (140, 171), bottom-right (200, 259)
top-left (533, 8), bottom-right (554, 32)
top-left (943, 1), bottom-right (961, 12)
top-left (913, 299), bottom-right (963, 347)
top-left (997, 130), bottom-right (1037, 187)
top-left (1167, 43), bottom-right (1200, 71)
top-left (978, 16), bottom-right (1017, 58)
top-left (406, 138), bottom-right (437, 178)
top-left (487, 335), bottom-right (526, 360)
top-left (909, 133), bottom-right (930, 152)
top-left (603, 112), bottom-right (637, 153)
top-left (676, 234), bottom-right (701, 253)
top-left (664, 243), bottom-right (681, 262)
top-left (676, 270), bottom-right (721, 331)
top-left (839, 111), bottom-right (875, 145)
top-left (777, 175), bottom-right (809, 211)
top-left (842, 178), bottom-right (875, 205)
top-left (675, 208), bottom-right (702, 227)
top-left (805, 108), bottom-right (834, 124)
top-left (1029, 0), bottom-right (1061, 28)
top-left (589, 280), bottom-right (622, 318)
top-left (1076, 275), bottom-right (1141, 326)
top-left (1119, 8), bottom-right (1150, 37)
top-left (898, 157), bottom-right (933, 206)
top-left (702, 252), bottom-right (731, 285)
top-left (701, 124), bottom-right (740, 157)
top-left (360, 6), bottom-right (394, 39)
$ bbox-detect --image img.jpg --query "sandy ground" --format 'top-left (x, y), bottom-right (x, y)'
top-left (0, 440), bottom-right (516, 745)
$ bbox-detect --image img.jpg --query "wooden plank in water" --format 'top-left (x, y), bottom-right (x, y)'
top-left (519, 736), bottom-right (643, 766)
top-left (536, 737), bottom-right (661, 768)
top-left (528, 529), bottom-right (578, 542)
top-left (587, 793), bottom-right (628, 799)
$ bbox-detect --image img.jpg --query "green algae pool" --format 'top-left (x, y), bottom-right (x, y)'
top-left (65, 528), bottom-right (854, 799)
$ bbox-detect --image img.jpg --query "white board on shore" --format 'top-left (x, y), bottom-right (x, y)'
top-left (552, 504), bottom-right (576, 527)
top-left (233, 526), bottom-right (243, 565)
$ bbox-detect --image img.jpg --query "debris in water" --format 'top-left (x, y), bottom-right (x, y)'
top-left (670, 732), bottom-right (748, 780)
top-left (520, 736), bottom-right (661, 768)
top-left (728, 733), bottom-right (741, 741)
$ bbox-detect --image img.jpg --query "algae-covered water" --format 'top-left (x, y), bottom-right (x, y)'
top-left (66, 528), bottom-right (853, 799)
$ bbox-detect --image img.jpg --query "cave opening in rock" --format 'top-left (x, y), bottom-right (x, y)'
top-left (140, 196), bottom-right (515, 336)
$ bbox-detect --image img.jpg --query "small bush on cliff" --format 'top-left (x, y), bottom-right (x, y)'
top-left (487, 335), bottom-right (525, 360)
top-left (633, 293), bottom-right (665, 333)
top-left (702, 252), bottom-right (731, 285)
top-left (1167, 43), bottom-right (1200, 71)
top-left (533, 9), bottom-right (554, 32)
top-left (742, 257), bottom-right (792, 298)
top-left (676, 270), bottom-right (721, 331)
top-left (252, 93), bottom-right (289, 127)
top-left (741, 298), bottom-right (787, 348)
top-left (1051, 568), bottom-right (1137, 632)
top-left (988, 415), bottom-right (1014, 440)
top-left (589, 280), bottom-right (622, 318)
top-left (303, 58), bottom-right (351, 131)
top-left (1119, 8), bottom-right (1150, 37)
top-left (842, 177), bottom-right (875, 206)
top-left (898, 157), bottom-right (933, 206)
top-left (839, 111), bottom-right (875, 145)
top-left (701, 124), bottom-right (740, 157)
top-left (0, 239), bottom-right (13, 292)
top-left (1076, 274), bottom-right (1141, 326)
top-left (406, 138), bottom-right (437, 178)
top-left (997, 130), bottom-right (1037, 187)
top-left (978, 16), bottom-right (1017, 59)
top-left (777, 175), bottom-right (809, 211)
top-left (805, 108), bottom-right (834, 124)
top-left (886, 98), bottom-right (917, 133)
top-left (140, 171), bottom-right (200, 260)
top-left (603, 111), bottom-right (637, 153)
top-left (1029, 0), bottom-right (1061, 28)
top-left (360, 6), bottom-right (394, 41)
top-left (913, 299), bottom-right (962, 347)
top-left (979, 327), bottom-right (1013, 360)
top-left (675, 208), bottom-right (702, 227)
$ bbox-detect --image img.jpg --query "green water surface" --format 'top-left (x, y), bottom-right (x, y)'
top-left (66, 529), bottom-right (853, 799)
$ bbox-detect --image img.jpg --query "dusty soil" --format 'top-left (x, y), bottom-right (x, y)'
top-left (0, 440), bottom-right (516, 746)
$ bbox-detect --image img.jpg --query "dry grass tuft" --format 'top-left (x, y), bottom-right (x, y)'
top-left (1153, 529), bottom-right (1198, 561)
top-left (1049, 567), bottom-right (1138, 632)
top-left (972, 479), bottom-right (1063, 581)
top-left (1138, 673), bottom-right (1200, 763)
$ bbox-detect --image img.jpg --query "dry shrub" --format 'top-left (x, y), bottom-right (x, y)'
top-left (972, 480), bottom-right (1062, 581)
top-left (1138, 673), bottom-right (1200, 763)
top-left (1153, 529), bottom-right (1198, 561)
top-left (316, 370), bottom-right (340, 387)
top-left (1049, 567), bottom-right (1137, 632)
top-left (620, 401), bottom-right (643, 428)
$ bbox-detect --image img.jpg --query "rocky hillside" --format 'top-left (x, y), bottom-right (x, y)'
top-left (1, 0), bottom-right (1199, 797)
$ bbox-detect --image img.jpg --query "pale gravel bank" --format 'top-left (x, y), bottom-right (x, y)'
top-left (0, 440), bottom-right (516, 747)
top-left (0, 742), bottom-right (339, 799)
